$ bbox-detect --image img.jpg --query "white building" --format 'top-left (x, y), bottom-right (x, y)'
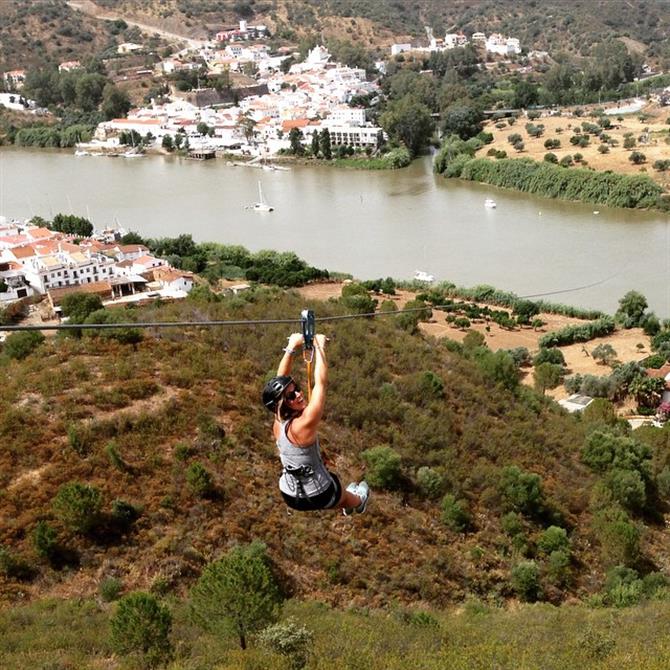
top-left (391, 43), bottom-right (412, 56)
top-left (444, 33), bottom-right (468, 49)
top-left (486, 33), bottom-right (521, 56)
top-left (327, 106), bottom-right (366, 126)
top-left (323, 124), bottom-right (383, 148)
top-left (118, 43), bottom-right (144, 55)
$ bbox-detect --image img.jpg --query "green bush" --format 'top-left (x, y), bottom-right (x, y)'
top-left (592, 506), bottom-right (641, 567)
top-left (537, 526), bottom-right (569, 555)
top-left (100, 576), bottom-right (123, 602)
top-left (510, 560), bottom-right (541, 602)
top-left (546, 549), bottom-right (571, 587)
top-left (440, 494), bottom-right (471, 532)
top-left (499, 466), bottom-right (544, 517)
top-left (110, 592), bottom-right (173, 666)
top-left (603, 468), bottom-right (647, 512)
top-left (533, 347), bottom-right (565, 367)
top-left (186, 462), bottom-right (215, 498)
top-left (32, 521), bottom-right (58, 560)
top-left (3, 331), bottom-right (45, 359)
top-left (416, 466), bottom-right (443, 499)
top-left (361, 446), bottom-right (402, 489)
top-left (52, 482), bottom-right (102, 534)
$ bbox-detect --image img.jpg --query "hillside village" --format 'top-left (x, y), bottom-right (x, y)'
top-left (0, 218), bottom-right (194, 316)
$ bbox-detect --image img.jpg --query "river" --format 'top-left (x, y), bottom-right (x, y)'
top-left (1, 148), bottom-right (669, 316)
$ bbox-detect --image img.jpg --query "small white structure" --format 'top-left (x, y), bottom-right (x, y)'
top-left (558, 394), bottom-right (594, 413)
top-left (118, 43), bottom-right (144, 55)
top-left (444, 33), bottom-right (468, 49)
top-left (58, 60), bottom-right (82, 72)
top-left (391, 44), bottom-right (412, 56)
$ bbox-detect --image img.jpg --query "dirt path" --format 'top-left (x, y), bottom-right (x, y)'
top-left (67, 0), bottom-right (208, 47)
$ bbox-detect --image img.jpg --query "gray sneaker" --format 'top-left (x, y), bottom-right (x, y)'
top-left (342, 481), bottom-right (370, 516)
top-left (355, 481), bottom-right (370, 514)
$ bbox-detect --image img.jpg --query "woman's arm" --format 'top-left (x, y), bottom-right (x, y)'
top-left (277, 332), bottom-right (303, 376)
top-left (293, 333), bottom-right (327, 439)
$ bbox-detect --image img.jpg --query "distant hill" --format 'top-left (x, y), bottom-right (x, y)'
top-left (69, 0), bottom-right (670, 57)
top-left (4, 0), bottom-right (669, 76)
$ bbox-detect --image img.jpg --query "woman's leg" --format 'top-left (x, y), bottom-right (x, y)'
top-left (337, 488), bottom-right (362, 509)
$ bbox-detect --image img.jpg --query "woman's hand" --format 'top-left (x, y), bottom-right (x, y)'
top-left (315, 333), bottom-right (327, 348)
top-left (287, 332), bottom-right (304, 350)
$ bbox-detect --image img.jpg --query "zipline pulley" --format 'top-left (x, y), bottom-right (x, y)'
top-left (301, 309), bottom-right (315, 401)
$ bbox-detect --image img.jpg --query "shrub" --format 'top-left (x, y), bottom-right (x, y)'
top-left (112, 499), bottom-right (141, 528)
top-left (440, 494), bottom-right (471, 532)
top-left (0, 546), bottom-right (34, 580)
top-left (416, 466), bottom-right (443, 499)
top-left (603, 468), bottom-right (647, 512)
top-left (68, 423), bottom-right (93, 457)
top-left (259, 618), bottom-right (313, 670)
top-left (501, 511), bottom-right (524, 538)
top-left (533, 347), bottom-right (565, 367)
top-left (603, 566), bottom-right (644, 607)
top-left (100, 576), bottom-right (123, 602)
top-left (52, 482), bottom-right (102, 534)
top-left (510, 560), bottom-right (541, 602)
top-left (546, 549), bottom-right (571, 587)
top-left (186, 462), bottom-right (215, 498)
top-left (592, 506), bottom-right (641, 567)
top-left (537, 526), bottom-right (569, 555)
top-left (110, 592), bottom-right (173, 666)
top-left (32, 521), bottom-right (58, 560)
top-left (105, 441), bottom-right (126, 470)
top-left (543, 152), bottom-right (558, 163)
top-left (499, 466), bottom-right (544, 517)
top-left (361, 445), bottom-right (402, 489)
top-left (3, 331), bottom-right (45, 359)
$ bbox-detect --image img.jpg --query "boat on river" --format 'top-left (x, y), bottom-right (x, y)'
top-left (413, 270), bottom-right (434, 282)
top-left (247, 181), bottom-right (273, 212)
top-left (484, 198), bottom-right (497, 209)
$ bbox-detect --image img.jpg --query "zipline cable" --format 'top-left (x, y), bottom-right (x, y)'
top-left (0, 306), bottom-right (433, 332)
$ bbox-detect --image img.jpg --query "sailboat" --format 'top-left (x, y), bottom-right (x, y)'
top-left (251, 181), bottom-right (273, 212)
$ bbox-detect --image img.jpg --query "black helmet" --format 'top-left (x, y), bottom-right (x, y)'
top-left (262, 375), bottom-right (294, 412)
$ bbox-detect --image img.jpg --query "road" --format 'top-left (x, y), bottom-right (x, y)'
top-left (67, 0), bottom-right (209, 49)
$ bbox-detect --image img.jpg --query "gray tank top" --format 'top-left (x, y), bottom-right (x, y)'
top-left (277, 420), bottom-right (332, 498)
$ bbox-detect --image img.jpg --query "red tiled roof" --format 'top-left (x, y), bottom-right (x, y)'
top-left (11, 245), bottom-right (36, 259)
top-left (281, 119), bottom-right (310, 132)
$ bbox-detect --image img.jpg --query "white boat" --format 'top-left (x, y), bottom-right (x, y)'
top-left (74, 150), bottom-right (90, 156)
top-left (251, 181), bottom-right (273, 212)
top-left (484, 198), bottom-right (497, 208)
top-left (413, 270), bottom-right (434, 283)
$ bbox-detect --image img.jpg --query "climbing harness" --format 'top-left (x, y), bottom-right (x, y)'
top-left (301, 309), bottom-right (315, 401)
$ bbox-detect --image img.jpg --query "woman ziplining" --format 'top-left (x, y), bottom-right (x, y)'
top-left (262, 319), bottom-right (370, 515)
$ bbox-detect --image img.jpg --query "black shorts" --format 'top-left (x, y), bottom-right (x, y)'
top-left (280, 473), bottom-right (342, 511)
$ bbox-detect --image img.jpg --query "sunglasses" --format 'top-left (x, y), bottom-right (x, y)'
top-left (284, 386), bottom-right (302, 401)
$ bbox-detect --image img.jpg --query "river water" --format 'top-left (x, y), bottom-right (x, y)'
top-left (1, 148), bottom-right (669, 316)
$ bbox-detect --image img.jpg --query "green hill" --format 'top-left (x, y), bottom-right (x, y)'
top-left (2, 287), bottom-right (670, 606)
